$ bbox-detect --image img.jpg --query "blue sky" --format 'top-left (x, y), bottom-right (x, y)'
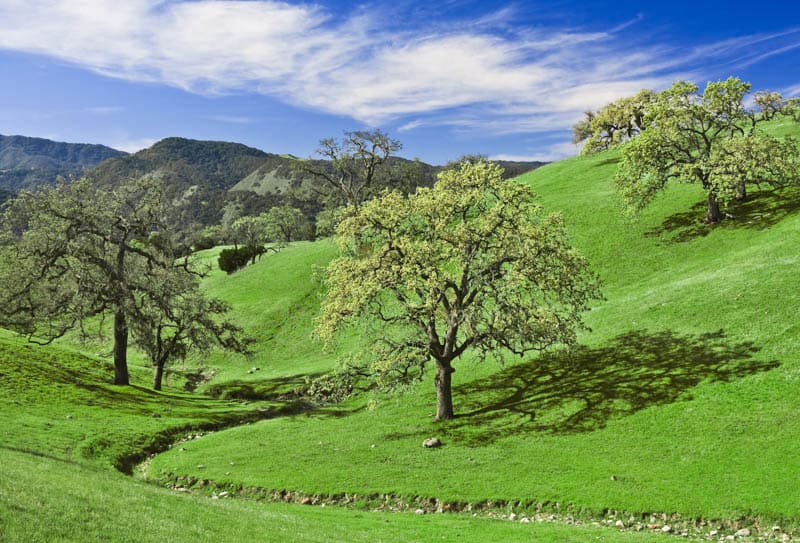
top-left (0, 1), bottom-right (799, 165)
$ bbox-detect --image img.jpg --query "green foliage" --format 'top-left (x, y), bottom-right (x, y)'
top-left (574, 89), bottom-right (657, 154)
top-left (218, 245), bottom-right (266, 274)
top-left (313, 207), bottom-right (343, 238)
top-left (317, 160), bottom-right (601, 419)
top-left (615, 77), bottom-right (800, 222)
top-left (263, 205), bottom-right (313, 242)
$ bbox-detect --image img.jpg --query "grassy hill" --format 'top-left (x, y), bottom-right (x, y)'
top-left (3, 117), bottom-right (800, 541)
top-left (0, 134), bottom-right (125, 193)
top-left (143, 118), bottom-right (800, 537)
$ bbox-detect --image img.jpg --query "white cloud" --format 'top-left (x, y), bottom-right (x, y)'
top-left (491, 141), bottom-right (581, 163)
top-left (786, 84), bottom-right (800, 98)
top-left (110, 137), bottom-right (158, 153)
top-left (0, 2), bottom-right (798, 135)
top-left (83, 106), bottom-right (124, 115)
top-left (206, 115), bottom-right (258, 124)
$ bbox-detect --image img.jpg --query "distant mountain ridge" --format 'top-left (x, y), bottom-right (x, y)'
top-left (0, 134), bottom-right (126, 192)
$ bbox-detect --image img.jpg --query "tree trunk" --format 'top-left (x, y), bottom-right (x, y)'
top-left (153, 361), bottom-right (164, 391)
top-left (112, 309), bottom-right (129, 385)
top-left (736, 181), bottom-right (747, 203)
top-left (706, 192), bottom-right (723, 223)
top-left (434, 363), bottom-right (455, 421)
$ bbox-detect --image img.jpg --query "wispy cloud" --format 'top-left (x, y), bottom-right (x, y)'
top-left (83, 106), bottom-right (124, 115)
top-left (206, 114), bottom-right (258, 124)
top-left (110, 137), bottom-right (158, 153)
top-left (0, 2), bottom-right (798, 135)
top-left (786, 84), bottom-right (800, 97)
top-left (491, 140), bottom-right (581, 163)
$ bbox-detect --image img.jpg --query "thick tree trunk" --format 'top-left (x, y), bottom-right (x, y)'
top-left (153, 361), bottom-right (164, 391)
top-left (706, 192), bottom-right (723, 223)
top-left (112, 309), bottom-right (129, 385)
top-left (435, 363), bottom-right (455, 421)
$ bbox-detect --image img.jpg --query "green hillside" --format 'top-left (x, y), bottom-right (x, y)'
top-left (2, 118), bottom-right (800, 541)
top-left (0, 134), bottom-right (125, 192)
top-left (144, 118), bottom-right (800, 537)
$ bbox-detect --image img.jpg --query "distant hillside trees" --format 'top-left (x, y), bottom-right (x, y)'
top-left (0, 177), bottom-right (249, 387)
top-left (316, 160), bottom-right (601, 420)
top-left (300, 130), bottom-right (402, 207)
top-left (613, 78), bottom-right (800, 223)
top-left (263, 205), bottom-right (312, 243)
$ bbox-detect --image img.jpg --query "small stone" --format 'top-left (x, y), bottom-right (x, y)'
top-left (615, 520), bottom-right (625, 528)
top-left (300, 497), bottom-right (312, 505)
top-left (661, 525), bottom-right (672, 533)
top-left (65, 415), bottom-right (72, 420)
top-left (710, 530), bottom-right (719, 537)
top-left (179, 447), bottom-right (186, 452)
top-left (422, 438), bottom-right (442, 448)
top-left (196, 464), bottom-right (205, 469)
top-left (772, 526), bottom-right (782, 532)
top-left (520, 518), bottom-right (530, 523)
top-left (371, 444), bottom-right (376, 448)
top-left (610, 475), bottom-right (617, 481)
top-left (219, 491), bottom-right (229, 497)
top-left (152, 413), bottom-right (161, 418)
top-left (725, 536), bottom-right (735, 542)
top-left (211, 494), bottom-right (219, 500)
top-left (414, 509), bottom-right (425, 515)
top-left (508, 513), bottom-right (517, 521)
top-left (734, 528), bottom-right (751, 537)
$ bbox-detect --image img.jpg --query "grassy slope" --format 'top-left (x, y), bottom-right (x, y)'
top-left (150, 118), bottom-right (800, 523)
top-left (0, 339), bottom-right (674, 542)
top-left (0, 261), bottom-right (670, 542)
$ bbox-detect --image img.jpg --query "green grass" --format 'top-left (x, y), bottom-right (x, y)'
top-left (148, 119), bottom-right (800, 527)
top-left (4, 118), bottom-right (800, 541)
top-left (1, 449), bottom-right (682, 543)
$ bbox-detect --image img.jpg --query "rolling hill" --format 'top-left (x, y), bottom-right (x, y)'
top-left (0, 134), bottom-right (125, 193)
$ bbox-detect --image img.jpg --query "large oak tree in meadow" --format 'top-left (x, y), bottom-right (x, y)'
top-left (316, 160), bottom-right (601, 420)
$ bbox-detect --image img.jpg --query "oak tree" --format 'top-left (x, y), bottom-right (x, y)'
top-left (316, 161), bottom-right (601, 420)
top-left (614, 78), bottom-right (800, 223)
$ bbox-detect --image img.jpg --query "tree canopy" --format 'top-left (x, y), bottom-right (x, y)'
top-left (614, 78), bottom-right (800, 223)
top-left (0, 177), bottom-right (249, 387)
top-left (573, 89), bottom-right (657, 155)
top-left (316, 161), bottom-right (601, 420)
top-left (300, 130), bottom-right (403, 207)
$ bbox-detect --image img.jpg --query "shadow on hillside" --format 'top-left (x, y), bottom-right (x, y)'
top-left (410, 330), bottom-right (777, 445)
top-left (204, 372), bottom-right (323, 401)
top-left (646, 186), bottom-right (800, 243)
top-left (593, 157), bottom-right (620, 167)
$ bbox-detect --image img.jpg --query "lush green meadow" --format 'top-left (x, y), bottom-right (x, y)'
top-left (150, 119), bottom-right (800, 529)
top-left (3, 118), bottom-right (800, 541)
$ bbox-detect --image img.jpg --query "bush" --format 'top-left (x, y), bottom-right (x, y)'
top-left (218, 245), bottom-right (265, 274)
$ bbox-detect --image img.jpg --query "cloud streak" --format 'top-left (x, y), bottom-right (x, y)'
top-left (0, 1), bottom-right (798, 135)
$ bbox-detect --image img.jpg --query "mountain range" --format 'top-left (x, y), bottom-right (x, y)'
top-left (0, 134), bottom-right (546, 229)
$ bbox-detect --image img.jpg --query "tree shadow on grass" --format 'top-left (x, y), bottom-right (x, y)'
top-left (646, 186), bottom-right (800, 243)
top-left (429, 330), bottom-right (777, 446)
top-left (204, 372), bottom-right (324, 401)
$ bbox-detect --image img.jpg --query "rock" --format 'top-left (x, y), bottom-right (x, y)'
top-left (414, 509), bottom-right (425, 515)
top-left (422, 438), bottom-right (442, 448)
top-left (661, 525), bottom-right (672, 533)
top-left (520, 518), bottom-right (530, 523)
top-left (615, 520), bottom-right (625, 528)
top-left (610, 475), bottom-right (617, 481)
top-left (508, 513), bottom-right (517, 521)
top-left (300, 497), bottom-right (312, 505)
top-left (710, 530), bottom-right (719, 537)
top-left (65, 415), bottom-right (72, 420)
top-left (151, 413), bottom-right (161, 418)
top-left (773, 526), bottom-right (782, 532)
top-left (219, 491), bottom-right (229, 498)
top-left (196, 464), bottom-right (205, 469)
top-left (734, 528), bottom-right (751, 537)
